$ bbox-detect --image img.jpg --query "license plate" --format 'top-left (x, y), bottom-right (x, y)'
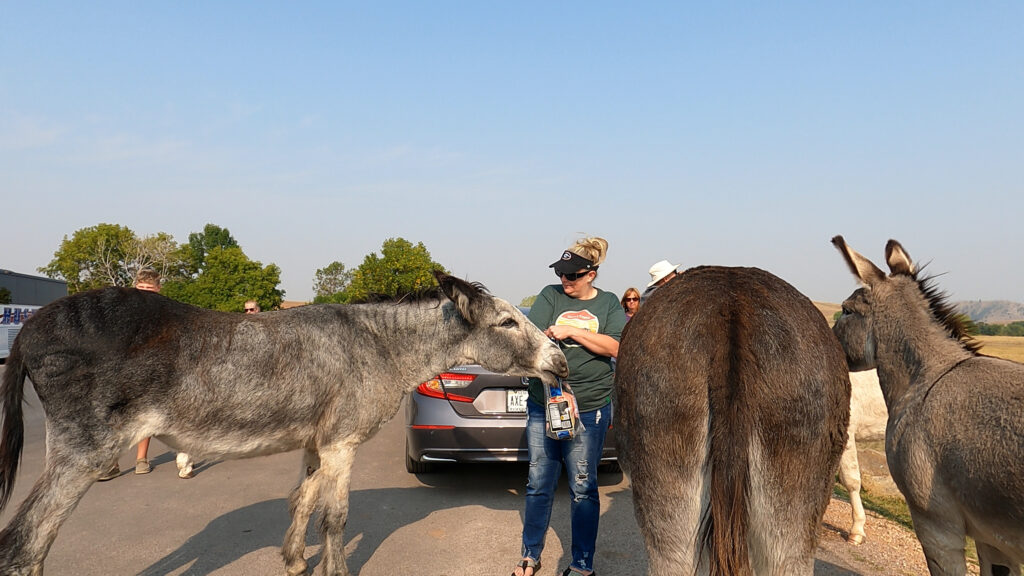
top-left (506, 389), bottom-right (528, 413)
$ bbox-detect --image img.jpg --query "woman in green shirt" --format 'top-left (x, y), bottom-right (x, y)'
top-left (512, 237), bottom-right (628, 576)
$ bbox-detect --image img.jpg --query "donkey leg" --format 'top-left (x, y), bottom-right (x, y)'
top-left (282, 450), bottom-right (324, 576)
top-left (0, 457), bottom-right (97, 576)
top-left (175, 452), bottom-right (194, 479)
top-left (837, 433), bottom-right (867, 544)
top-left (302, 444), bottom-right (321, 480)
top-left (976, 542), bottom-right (1019, 576)
top-left (632, 461), bottom-right (706, 574)
top-left (910, 509), bottom-right (969, 576)
top-left (315, 442), bottom-right (358, 576)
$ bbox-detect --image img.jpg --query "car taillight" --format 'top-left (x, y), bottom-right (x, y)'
top-left (416, 372), bottom-right (476, 403)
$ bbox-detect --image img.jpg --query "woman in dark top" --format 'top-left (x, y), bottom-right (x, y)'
top-left (511, 237), bottom-right (628, 576)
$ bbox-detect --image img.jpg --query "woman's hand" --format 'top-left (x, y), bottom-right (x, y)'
top-left (545, 325), bottom-right (578, 341)
top-left (564, 391), bottom-right (580, 419)
top-left (546, 324), bottom-right (620, 358)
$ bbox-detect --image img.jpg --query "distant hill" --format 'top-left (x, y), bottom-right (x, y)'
top-left (954, 300), bottom-right (1024, 324)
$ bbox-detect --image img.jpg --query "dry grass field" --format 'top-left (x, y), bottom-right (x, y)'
top-left (974, 335), bottom-right (1024, 363)
top-left (814, 301), bottom-right (842, 324)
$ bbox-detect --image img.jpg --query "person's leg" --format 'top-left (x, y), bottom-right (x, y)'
top-left (135, 437), bottom-right (152, 474)
top-left (520, 401), bottom-right (561, 573)
top-left (563, 403), bottom-right (611, 574)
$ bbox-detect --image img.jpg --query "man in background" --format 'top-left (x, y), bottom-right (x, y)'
top-left (99, 267), bottom-right (162, 480)
top-left (640, 260), bottom-right (680, 304)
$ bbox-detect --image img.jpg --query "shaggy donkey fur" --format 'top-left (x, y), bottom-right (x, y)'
top-left (614, 266), bottom-right (850, 575)
top-left (832, 236), bottom-right (1024, 576)
top-left (0, 272), bottom-right (567, 576)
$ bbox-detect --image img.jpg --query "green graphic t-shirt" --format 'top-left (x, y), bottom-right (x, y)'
top-left (526, 284), bottom-right (628, 412)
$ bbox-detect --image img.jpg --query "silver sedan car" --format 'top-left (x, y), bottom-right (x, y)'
top-left (404, 364), bottom-right (618, 473)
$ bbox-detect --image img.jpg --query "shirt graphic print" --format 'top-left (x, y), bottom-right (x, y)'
top-left (554, 309), bottom-right (599, 348)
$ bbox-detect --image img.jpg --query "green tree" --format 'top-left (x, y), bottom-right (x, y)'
top-left (131, 231), bottom-right (187, 281)
top-left (313, 261), bottom-right (354, 304)
top-left (346, 238), bottom-right (448, 301)
top-left (1004, 322), bottom-right (1024, 337)
top-left (520, 295), bottom-right (537, 308)
top-left (0, 286), bottom-right (11, 304)
top-left (182, 223), bottom-right (239, 277)
top-left (976, 322), bottom-right (998, 336)
top-left (39, 224), bottom-right (184, 293)
top-left (162, 246), bottom-right (283, 311)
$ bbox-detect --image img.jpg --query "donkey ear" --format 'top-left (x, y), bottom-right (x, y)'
top-left (884, 239), bottom-right (915, 276)
top-left (435, 271), bottom-right (482, 324)
top-left (831, 235), bottom-right (886, 288)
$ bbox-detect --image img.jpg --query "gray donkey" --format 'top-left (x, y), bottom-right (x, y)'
top-left (832, 236), bottom-right (1024, 576)
top-left (0, 272), bottom-right (567, 576)
top-left (615, 266), bottom-right (850, 575)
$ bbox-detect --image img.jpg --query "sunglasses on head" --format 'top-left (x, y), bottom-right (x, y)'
top-left (556, 270), bottom-right (592, 281)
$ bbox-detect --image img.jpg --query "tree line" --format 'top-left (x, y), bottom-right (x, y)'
top-left (40, 223), bottom-right (447, 312)
top-left (974, 321), bottom-right (1024, 337)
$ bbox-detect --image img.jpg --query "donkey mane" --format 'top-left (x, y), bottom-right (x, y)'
top-left (349, 281), bottom-right (491, 305)
top-left (912, 265), bottom-right (982, 355)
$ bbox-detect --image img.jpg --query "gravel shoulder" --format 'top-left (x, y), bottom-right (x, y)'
top-left (817, 497), bottom-right (935, 576)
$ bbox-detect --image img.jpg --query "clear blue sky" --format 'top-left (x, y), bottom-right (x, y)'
top-left (3, 3), bottom-right (1022, 304)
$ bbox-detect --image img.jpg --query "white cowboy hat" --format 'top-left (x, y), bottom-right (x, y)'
top-left (647, 260), bottom-right (679, 288)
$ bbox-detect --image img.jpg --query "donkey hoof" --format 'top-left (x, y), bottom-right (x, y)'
top-left (284, 561), bottom-right (308, 576)
top-left (848, 533), bottom-right (865, 545)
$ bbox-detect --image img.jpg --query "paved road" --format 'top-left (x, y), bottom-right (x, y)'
top-left (1, 366), bottom-right (870, 575)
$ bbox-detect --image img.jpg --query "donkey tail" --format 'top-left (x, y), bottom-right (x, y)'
top-left (0, 344), bottom-right (27, 513)
top-left (699, 312), bottom-right (755, 576)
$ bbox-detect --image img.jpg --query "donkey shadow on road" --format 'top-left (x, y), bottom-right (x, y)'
top-left (139, 464), bottom-right (859, 576)
top-left (138, 463), bottom-right (637, 576)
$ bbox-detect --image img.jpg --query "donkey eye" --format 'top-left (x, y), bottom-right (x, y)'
top-left (499, 318), bottom-right (518, 329)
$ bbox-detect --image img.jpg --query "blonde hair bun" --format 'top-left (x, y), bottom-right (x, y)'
top-left (567, 237), bottom-right (609, 266)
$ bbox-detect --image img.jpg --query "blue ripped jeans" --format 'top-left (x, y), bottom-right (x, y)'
top-left (521, 400), bottom-right (611, 573)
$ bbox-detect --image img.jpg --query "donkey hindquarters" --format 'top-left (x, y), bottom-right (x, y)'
top-left (615, 266), bottom-right (850, 576)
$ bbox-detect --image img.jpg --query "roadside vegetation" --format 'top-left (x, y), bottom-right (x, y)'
top-left (312, 237), bottom-right (446, 304)
top-left (974, 321), bottom-right (1024, 337)
top-left (38, 222), bottom-right (447, 313)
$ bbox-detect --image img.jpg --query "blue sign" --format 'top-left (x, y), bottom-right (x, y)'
top-left (1, 307), bottom-right (36, 325)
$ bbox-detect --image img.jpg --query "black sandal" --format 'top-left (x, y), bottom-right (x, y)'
top-left (561, 568), bottom-right (594, 576)
top-left (512, 557), bottom-right (540, 576)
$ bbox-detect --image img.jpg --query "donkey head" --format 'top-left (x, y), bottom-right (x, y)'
top-left (831, 235), bottom-right (978, 371)
top-left (830, 236), bottom-right (923, 371)
top-left (435, 272), bottom-right (567, 381)
top-left (833, 286), bottom-right (876, 371)
top-left (831, 235), bottom-right (894, 370)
